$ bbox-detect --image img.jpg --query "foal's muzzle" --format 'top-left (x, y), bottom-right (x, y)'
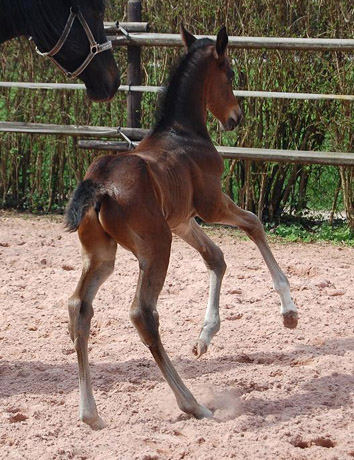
top-left (221, 108), bottom-right (243, 131)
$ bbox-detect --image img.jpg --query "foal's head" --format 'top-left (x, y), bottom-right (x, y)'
top-left (181, 26), bottom-right (242, 131)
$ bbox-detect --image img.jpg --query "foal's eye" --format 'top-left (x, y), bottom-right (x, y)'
top-left (227, 70), bottom-right (235, 83)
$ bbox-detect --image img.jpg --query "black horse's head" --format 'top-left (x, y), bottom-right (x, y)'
top-left (30, 0), bottom-right (120, 101)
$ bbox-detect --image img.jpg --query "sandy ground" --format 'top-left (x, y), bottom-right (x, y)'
top-left (0, 212), bottom-right (353, 460)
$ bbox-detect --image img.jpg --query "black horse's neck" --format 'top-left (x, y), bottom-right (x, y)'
top-left (0, 0), bottom-right (27, 43)
top-left (154, 40), bottom-right (214, 140)
top-left (0, 0), bottom-right (69, 45)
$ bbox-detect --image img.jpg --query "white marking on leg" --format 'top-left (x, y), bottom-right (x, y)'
top-left (257, 241), bottom-right (297, 316)
top-left (199, 270), bottom-right (222, 348)
top-left (216, 197), bottom-right (298, 328)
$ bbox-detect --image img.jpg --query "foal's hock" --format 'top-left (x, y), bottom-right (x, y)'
top-left (65, 25), bottom-right (298, 430)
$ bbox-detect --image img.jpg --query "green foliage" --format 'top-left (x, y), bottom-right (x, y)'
top-left (267, 221), bottom-right (354, 245)
top-left (306, 165), bottom-right (343, 211)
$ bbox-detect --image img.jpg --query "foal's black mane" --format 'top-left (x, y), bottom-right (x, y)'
top-left (153, 38), bottom-right (214, 133)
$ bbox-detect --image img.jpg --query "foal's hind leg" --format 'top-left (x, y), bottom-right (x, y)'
top-left (68, 210), bottom-right (117, 430)
top-left (124, 218), bottom-right (212, 419)
top-left (215, 194), bottom-right (298, 328)
top-left (174, 219), bottom-right (226, 358)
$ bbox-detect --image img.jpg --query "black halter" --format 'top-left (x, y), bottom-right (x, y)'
top-left (33, 6), bottom-right (112, 78)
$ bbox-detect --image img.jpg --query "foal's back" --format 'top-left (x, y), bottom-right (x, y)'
top-left (85, 127), bottom-right (225, 229)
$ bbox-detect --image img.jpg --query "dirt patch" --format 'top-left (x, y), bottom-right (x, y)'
top-left (1, 213), bottom-right (354, 460)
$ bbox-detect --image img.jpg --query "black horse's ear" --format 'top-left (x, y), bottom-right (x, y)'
top-left (216, 26), bottom-right (228, 57)
top-left (180, 24), bottom-right (197, 51)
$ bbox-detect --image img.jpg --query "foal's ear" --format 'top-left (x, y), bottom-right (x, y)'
top-left (180, 24), bottom-right (197, 51)
top-left (216, 26), bottom-right (228, 58)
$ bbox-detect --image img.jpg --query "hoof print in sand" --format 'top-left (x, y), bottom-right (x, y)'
top-left (291, 436), bottom-right (336, 449)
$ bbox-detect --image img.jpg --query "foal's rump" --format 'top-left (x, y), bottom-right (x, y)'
top-left (64, 179), bottom-right (104, 232)
top-left (64, 153), bottom-right (167, 240)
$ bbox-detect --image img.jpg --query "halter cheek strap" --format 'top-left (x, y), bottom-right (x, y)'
top-left (34, 7), bottom-right (112, 79)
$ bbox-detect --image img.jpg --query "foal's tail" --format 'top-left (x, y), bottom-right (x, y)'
top-left (64, 179), bottom-right (104, 232)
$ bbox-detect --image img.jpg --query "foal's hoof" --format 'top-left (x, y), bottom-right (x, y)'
top-left (82, 414), bottom-right (106, 431)
top-left (192, 340), bottom-right (208, 358)
top-left (282, 311), bottom-right (298, 329)
top-left (194, 404), bottom-right (213, 419)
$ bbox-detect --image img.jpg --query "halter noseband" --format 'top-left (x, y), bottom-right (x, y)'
top-left (34, 6), bottom-right (112, 79)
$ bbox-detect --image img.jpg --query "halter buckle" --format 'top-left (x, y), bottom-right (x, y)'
top-left (91, 44), bottom-right (99, 55)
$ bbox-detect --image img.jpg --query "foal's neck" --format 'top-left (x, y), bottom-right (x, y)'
top-left (155, 50), bottom-right (212, 140)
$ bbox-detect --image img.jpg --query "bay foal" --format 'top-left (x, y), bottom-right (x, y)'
top-left (65, 26), bottom-right (298, 429)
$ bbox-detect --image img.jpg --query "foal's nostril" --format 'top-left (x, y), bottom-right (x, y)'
top-left (229, 118), bottom-right (237, 130)
top-left (220, 109), bottom-right (243, 131)
top-left (226, 107), bottom-right (243, 130)
top-left (227, 114), bottom-right (241, 130)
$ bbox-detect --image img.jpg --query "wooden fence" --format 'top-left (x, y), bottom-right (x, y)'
top-left (1, 0), bottom-right (354, 165)
top-left (1, 82), bottom-right (353, 101)
top-left (1, 122), bottom-right (353, 167)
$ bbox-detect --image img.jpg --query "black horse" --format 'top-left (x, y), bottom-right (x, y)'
top-left (0, 0), bottom-right (120, 101)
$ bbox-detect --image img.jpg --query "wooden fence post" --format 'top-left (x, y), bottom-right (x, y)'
top-left (127, 0), bottom-right (142, 128)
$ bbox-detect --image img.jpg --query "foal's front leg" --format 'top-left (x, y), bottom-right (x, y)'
top-left (174, 219), bottom-right (226, 358)
top-left (216, 194), bottom-right (298, 328)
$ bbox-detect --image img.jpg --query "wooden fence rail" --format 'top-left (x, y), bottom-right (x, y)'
top-left (1, 1), bottom-right (353, 167)
top-left (0, 121), bottom-right (148, 141)
top-left (1, 121), bottom-right (353, 167)
top-left (102, 18), bottom-right (354, 52)
top-left (106, 31), bottom-right (354, 52)
top-left (1, 82), bottom-right (353, 101)
top-left (76, 140), bottom-right (354, 167)
top-left (104, 21), bottom-right (149, 33)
